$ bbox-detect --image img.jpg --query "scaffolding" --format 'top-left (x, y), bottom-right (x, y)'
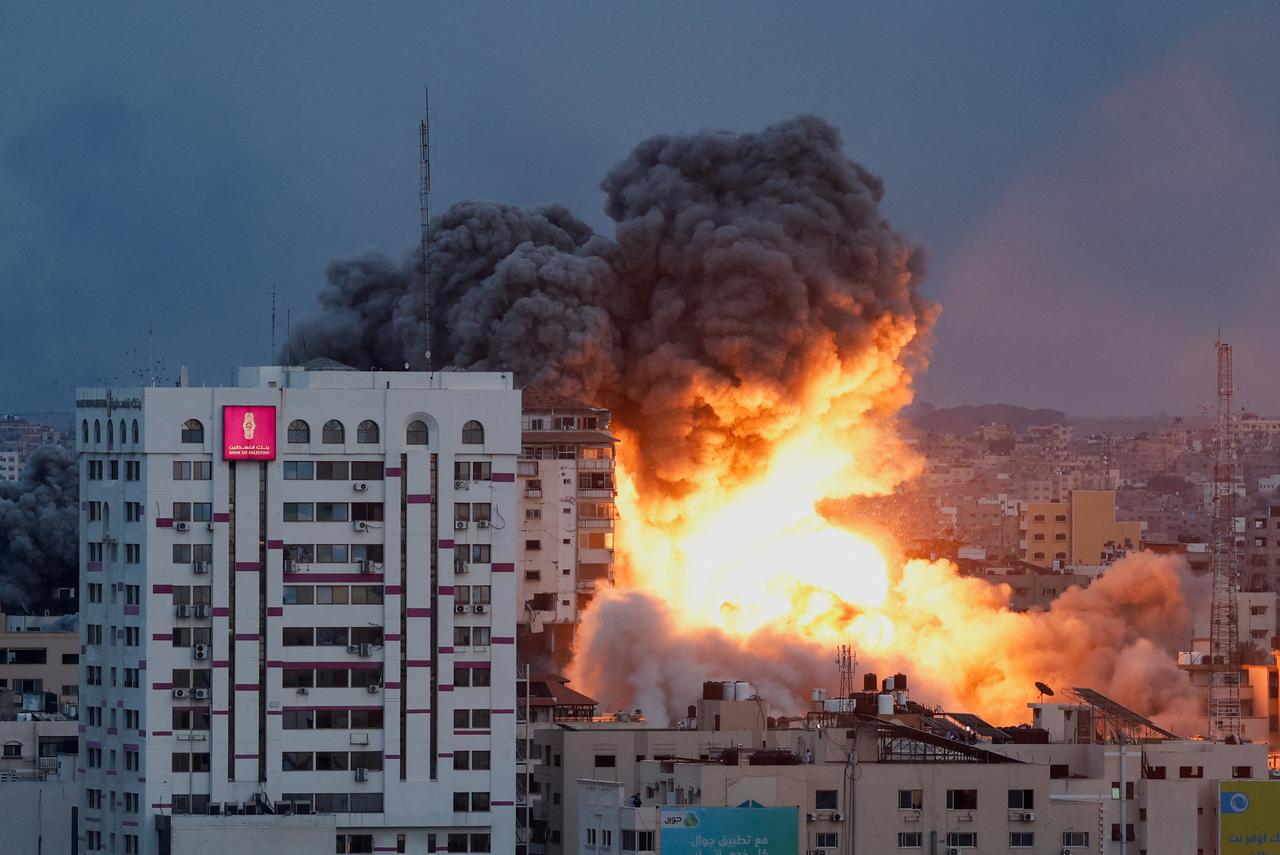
top-left (1208, 339), bottom-right (1242, 740)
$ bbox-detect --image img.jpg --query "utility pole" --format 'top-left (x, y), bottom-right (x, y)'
top-left (1208, 338), bottom-right (1242, 740)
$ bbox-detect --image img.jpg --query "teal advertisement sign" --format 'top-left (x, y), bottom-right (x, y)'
top-left (659, 806), bottom-right (799, 855)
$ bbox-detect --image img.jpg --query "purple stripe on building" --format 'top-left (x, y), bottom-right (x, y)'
top-left (213, 607), bottom-right (230, 617)
top-left (438, 685), bottom-right (453, 692)
top-left (234, 633), bottom-right (259, 641)
top-left (150, 731), bottom-right (172, 737)
top-left (279, 661), bottom-right (384, 669)
top-left (152, 584), bottom-right (174, 594)
top-left (266, 660), bottom-right (283, 668)
top-left (438, 752), bottom-right (453, 758)
top-left (438, 646), bottom-right (454, 654)
top-left (383, 633), bottom-right (401, 641)
top-left (438, 585), bottom-right (454, 595)
top-left (407, 709), bottom-right (431, 714)
top-left (151, 633), bottom-right (172, 641)
top-left (87, 561), bottom-right (103, 573)
top-left (383, 681), bottom-right (401, 689)
top-left (267, 539), bottom-right (283, 549)
top-left (106, 728), bottom-right (118, 736)
top-left (438, 538), bottom-right (454, 549)
top-left (384, 753), bottom-right (401, 759)
top-left (283, 705), bottom-right (382, 712)
top-left (491, 709), bottom-right (515, 714)
top-left (213, 512), bottom-right (230, 523)
top-left (267, 709), bottom-right (283, 716)
top-left (78, 724), bottom-right (86, 733)
top-left (406, 607), bottom-right (431, 617)
top-left (85, 817), bottom-right (101, 825)
top-left (235, 561), bottom-right (261, 572)
top-left (213, 710), bottom-right (230, 716)
top-left (124, 606), bottom-right (139, 616)
top-left (173, 705), bottom-right (211, 713)
top-left (491, 800), bottom-right (515, 806)
top-left (406, 660), bottom-right (432, 668)
top-left (454, 660), bottom-right (491, 669)
top-left (213, 660), bottom-right (231, 668)
top-left (384, 585), bottom-right (402, 594)
top-left (492, 472), bottom-right (516, 482)
top-left (491, 562), bottom-right (515, 573)
top-left (492, 636), bottom-right (515, 644)
top-left (407, 493), bottom-right (431, 504)
top-left (384, 467), bottom-right (402, 477)
top-left (150, 802), bottom-right (172, 810)
top-left (267, 606), bottom-right (283, 616)
top-left (138, 660), bottom-right (147, 670)
top-left (85, 740), bottom-right (102, 748)
top-left (155, 518), bottom-right (173, 528)
top-left (233, 753), bottom-right (258, 759)
top-left (234, 684), bottom-right (260, 691)
top-left (453, 730), bottom-right (491, 736)
top-left (123, 743), bottom-right (139, 751)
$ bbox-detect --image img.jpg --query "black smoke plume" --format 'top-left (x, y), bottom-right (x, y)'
top-left (285, 116), bottom-right (932, 499)
top-left (0, 446), bottom-right (79, 610)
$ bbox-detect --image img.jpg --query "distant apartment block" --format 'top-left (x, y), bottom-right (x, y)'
top-left (1, 608), bottom-right (80, 712)
top-left (516, 389), bottom-right (617, 669)
top-left (1020, 490), bottom-right (1142, 568)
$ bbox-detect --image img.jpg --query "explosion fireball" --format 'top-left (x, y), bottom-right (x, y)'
top-left (286, 115), bottom-right (1201, 730)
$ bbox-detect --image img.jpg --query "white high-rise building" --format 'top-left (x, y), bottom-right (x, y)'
top-left (75, 365), bottom-right (520, 855)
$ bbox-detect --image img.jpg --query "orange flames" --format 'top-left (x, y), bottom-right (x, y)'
top-left (572, 316), bottom-right (1199, 727)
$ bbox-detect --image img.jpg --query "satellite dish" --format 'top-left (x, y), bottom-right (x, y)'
top-left (1034, 681), bottom-right (1055, 697)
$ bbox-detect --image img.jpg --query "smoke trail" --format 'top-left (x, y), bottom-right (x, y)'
top-left (0, 446), bottom-right (79, 610)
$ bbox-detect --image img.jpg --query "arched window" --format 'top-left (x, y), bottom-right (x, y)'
top-left (118, 420), bottom-right (126, 448)
top-left (102, 503), bottom-right (110, 533)
top-left (405, 420), bottom-right (429, 446)
top-left (461, 420), bottom-right (484, 445)
top-left (321, 420), bottom-right (345, 444)
top-left (93, 420), bottom-right (101, 444)
top-left (107, 420), bottom-right (114, 448)
top-left (287, 420), bottom-right (311, 443)
top-left (81, 420), bottom-right (89, 444)
top-left (356, 420), bottom-right (379, 444)
top-left (131, 420), bottom-right (139, 444)
top-left (181, 419), bottom-right (204, 444)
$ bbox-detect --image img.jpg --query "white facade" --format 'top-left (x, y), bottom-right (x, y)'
top-left (76, 366), bottom-right (521, 855)
top-left (0, 449), bottom-right (19, 481)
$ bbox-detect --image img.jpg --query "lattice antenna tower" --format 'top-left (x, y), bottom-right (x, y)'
top-left (419, 88), bottom-right (433, 370)
top-left (1208, 338), bottom-right (1241, 740)
top-left (835, 644), bottom-right (857, 706)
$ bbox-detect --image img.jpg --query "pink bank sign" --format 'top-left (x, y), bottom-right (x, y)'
top-left (222, 406), bottom-right (277, 460)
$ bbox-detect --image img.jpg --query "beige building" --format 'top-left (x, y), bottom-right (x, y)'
top-left (0, 607), bottom-right (79, 713)
top-left (1020, 489), bottom-right (1143, 568)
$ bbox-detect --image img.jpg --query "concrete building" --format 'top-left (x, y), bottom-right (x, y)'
top-left (516, 389), bottom-right (617, 669)
top-left (75, 365), bottom-right (521, 855)
top-left (537, 681), bottom-right (1268, 855)
top-left (0, 720), bottom-right (81, 855)
top-left (1, 607), bottom-right (80, 712)
top-left (1020, 490), bottom-right (1143, 568)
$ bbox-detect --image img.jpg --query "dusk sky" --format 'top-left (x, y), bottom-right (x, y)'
top-left (4, 3), bottom-right (1278, 417)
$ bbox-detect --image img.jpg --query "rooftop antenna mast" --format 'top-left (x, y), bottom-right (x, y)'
top-left (1208, 337), bottom-right (1241, 741)
top-left (419, 88), bottom-right (433, 370)
top-left (835, 644), bottom-right (856, 712)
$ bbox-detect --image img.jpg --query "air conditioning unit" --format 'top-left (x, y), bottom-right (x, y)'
top-left (172, 688), bottom-right (189, 699)
top-left (350, 732), bottom-right (369, 745)
top-left (176, 732), bottom-right (192, 741)
top-left (473, 604), bottom-right (486, 614)
top-left (353, 520), bottom-right (368, 532)
top-left (454, 520), bottom-right (469, 529)
top-left (175, 604), bottom-right (191, 618)
top-left (174, 521), bottom-right (190, 531)
top-left (206, 522), bottom-right (215, 532)
top-left (1062, 849), bottom-right (1074, 855)
top-left (296, 687), bottom-right (309, 695)
top-left (367, 684), bottom-right (380, 694)
top-left (353, 482), bottom-right (368, 492)
top-left (1020, 811), bottom-right (1035, 822)
top-left (192, 605), bottom-right (210, 619)
top-left (354, 767), bottom-right (369, 782)
top-left (476, 519), bottom-right (490, 528)
top-left (359, 559), bottom-right (376, 573)
top-left (948, 849), bottom-right (961, 855)
top-left (454, 560), bottom-right (469, 574)
top-left (358, 644), bottom-right (372, 657)
top-left (293, 801), bottom-right (312, 816)
top-left (193, 688), bottom-right (210, 700)
top-left (454, 480), bottom-right (467, 489)
top-left (192, 560), bottom-right (209, 574)
top-left (806, 813), bottom-right (818, 822)
top-left (223, 802), bottom-right (240, 816)
top-left (904, 811), bottom-right (921, 822)
top-left (831, 812), bottom-right (843, 822)
top-left (193, 644), bottom-right (209, 660)
top-left (455, 604), bottom-right (468, 614)
top-left (347, 644), bottom-right (361, 654)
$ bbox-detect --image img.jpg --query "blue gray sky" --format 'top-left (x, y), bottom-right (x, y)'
top-left (3, 3), bottom-right (1278, 417)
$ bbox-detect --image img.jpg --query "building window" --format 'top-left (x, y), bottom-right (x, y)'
top-left (946, 789), bottom-right (977, 810)
top-left (107, 420), bottom-right (114, 448)
top-left (1232, 765), bottom-right (1253, 778)
top-left (81, 420), bottom-right (89, 443)
top-left (322, 419), bottom-right (345, 444)
top-left (897, 832), bottom-right (922, 848)
top-left (526, 539), bottom-right (542, 551)
top-left (945, 832), bottom-right (977, 848)
top-left (180, 419), bottom-right (204, 443)
top-left (898, 789), bottom-right (923, 809)
top-left (131, 419), bottom-right (139, 443)
top-left (814, 789), bottom-right (838, 810)
top-left (287, 420), bottom-right (310, 443)
top-left (1062, 831), bottom-right (1089, 847)
top-left (1008, 789), bottom-right (1034, 809)
top-left (815, 832), bottom-right (838, 847)
top-left (406, 420), bottom-right (429, 445)
top-left (461, 420), bottom-right (485, 445)
top-left (2, 742), bottom-right (20, 758)
top-left (1009, 832), bottom-right (1034, 847)
top-left (94, 419), bottom-right (101, 444)
top-left (356, 420), bottom-right (379, 444)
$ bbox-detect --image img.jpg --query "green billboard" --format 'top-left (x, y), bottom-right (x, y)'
top-left (659, 806), bottom-right (799, 855)
top-left (1221, 781), bottom-right (1280, 855)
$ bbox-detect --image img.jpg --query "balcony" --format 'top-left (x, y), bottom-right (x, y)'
top-left (577, 458), bottom-right (614, 470)
top-left (578, 518), bottom-right (615, 530)
top-left (577, 488), bottom-right (614, 499)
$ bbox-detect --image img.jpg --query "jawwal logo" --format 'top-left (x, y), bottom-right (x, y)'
top-left (223, 406), bottom-right (277, 460)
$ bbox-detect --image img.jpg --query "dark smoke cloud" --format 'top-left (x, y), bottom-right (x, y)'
top-left (0, 446), bottom-right (79, 610)
top-left (284, 116), bottom-right (931, 498)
